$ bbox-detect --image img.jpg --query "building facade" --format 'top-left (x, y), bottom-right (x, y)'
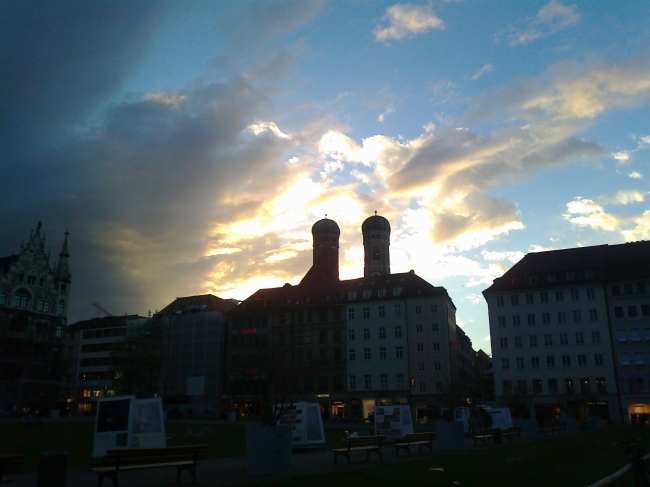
top-left (65, 314), bottom-right (148, 414)
top-left (226, 215), bottom-right (476, 422)
top-left (156, 294), bottom-right (235, 416)
top-left (0, 223), bottom-right (71, 415)
top-left (483, 242), bottom-right (650, 425)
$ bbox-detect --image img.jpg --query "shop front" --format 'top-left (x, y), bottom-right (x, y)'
top-left (628, 403), bottom-right (650, 425)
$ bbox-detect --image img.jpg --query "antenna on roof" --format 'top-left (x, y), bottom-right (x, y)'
top-left (375, 210), bottom-right (377, 216)
top-left (325, 214), bottom-right (328, 219)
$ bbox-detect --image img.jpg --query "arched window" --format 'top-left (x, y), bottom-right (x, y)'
top-left (372, 248), bottom-right (380, 261)
top-left (13, 288), bottom-right (31, 309)
top-left (58, 299), bottom-right (66, 315)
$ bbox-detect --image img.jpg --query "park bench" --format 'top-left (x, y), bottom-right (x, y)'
top-left (0, 454), bottom-right (24, 483)
top-left (473, 427), bottom-right (500, 446)
top-left (331, 435), bottom-right (386, 464)
top-left (90, 444), bottom-right (207, 487)
top-left (540, 422), bottom-right (567, 436)
top-left (502, 426), bottom-right (522, 442)
top-left (394, 432), bottom-right (436, 456)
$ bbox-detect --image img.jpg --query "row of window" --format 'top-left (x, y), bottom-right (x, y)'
top-left (497, 309), bottom-right (599, 327)
top-left (497, 288), bottom-right (597, 307)
top-left (502, 377), bottom-right (606, 395)
top-left (499, 331), bottom-right (601, 349)
top-left (349, 374), bottom-right (445, 394)
top-left (612, 283), bottom-right (648, 296)
top-left (613, 305), bottom-right (650, 319)
top-left (617, 328), bottom-right (650, 343)
top-left (349, 346), bottom-right (406, 360)
top-left (620, 352), bottom-right (650, 367)
top-left (347, 303), bottom-right (439, 320)
top-left (0, 292), bottom-right (66, 314)
top-left (277, 329), bottom-right (341, 345)
top-left (501, 353), bottom-right (604, 370)
top-left (14, 274), bottom-right (69, 293)
top-left (511, 270), bottom-right (596, 287)
top-left (348, 324), bottom-right (440, 341)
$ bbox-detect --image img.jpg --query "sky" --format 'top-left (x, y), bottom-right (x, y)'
top-left (1, 1), bottom-right (649, 353)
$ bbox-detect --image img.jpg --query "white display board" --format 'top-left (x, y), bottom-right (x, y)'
top-left (93, 396), bottom-right (166, 456)
top-left (132, 397), bottom-right (166, 449)
top-left (374, 405), bottom-right (413, 440)
top-left (485, 407), bottom-right (513, 429)
top-left (277, 402), bottom-right (325, 446)
top-left (93, 395), bottom-right (136, 457)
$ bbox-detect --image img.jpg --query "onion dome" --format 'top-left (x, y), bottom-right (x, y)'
top-left (312, 218), bottom-right (340, 236)
top-left (362, 214), bottom-right (391, 234)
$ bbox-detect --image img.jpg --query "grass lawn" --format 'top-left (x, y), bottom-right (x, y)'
top-left (251, 427), bottom-right (650, 487)
top-left (1, 419), bottom-right (648, 487)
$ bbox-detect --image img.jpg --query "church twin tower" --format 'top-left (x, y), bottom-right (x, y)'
top-left (311, 213), bottom-right (391, 279)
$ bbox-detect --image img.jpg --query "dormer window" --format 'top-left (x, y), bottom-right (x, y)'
top-left (512, 277), bottom-right (521, 285)
top-left (348, 292), bottom-right (357, 300)
top-left (584, 269), bottom-right (594, 279)
top-left (529, 276), bottom-right (538, 284)
top-left (566, 271), bottom-right (575, 281)
top-left (363, 290), bottom-right (372, 299)
top-left (547, 274), bottom-right (556, 283)
top-left (392, 287), bottom-right (402, 296)
top-left (378, 289), bottom-right (386, 298)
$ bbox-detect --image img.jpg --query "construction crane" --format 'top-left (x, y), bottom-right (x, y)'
top-left (92, 301), bottom-right (114, 317)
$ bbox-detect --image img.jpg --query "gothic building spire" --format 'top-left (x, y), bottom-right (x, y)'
top-left (55, 231), bottom-right (71, 284)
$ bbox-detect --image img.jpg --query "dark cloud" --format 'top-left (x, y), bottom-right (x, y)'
top-left (0, 1), bottom-right (323, 322)
top-left (0, 0), bottom-right (165, 159)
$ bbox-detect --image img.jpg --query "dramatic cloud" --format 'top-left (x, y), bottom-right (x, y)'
top-left (507, 0), bottom-right (580, 46)
top-left (515, 58), bottom-right (650, 121)
top-left (373, 3), bottom-right (444, 41)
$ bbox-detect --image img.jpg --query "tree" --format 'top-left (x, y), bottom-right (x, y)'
top-left (228, 342), bottom-right (301, 425)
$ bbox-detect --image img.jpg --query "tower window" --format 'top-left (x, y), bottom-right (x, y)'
top-left (373, 248), bottom-right (380, 261)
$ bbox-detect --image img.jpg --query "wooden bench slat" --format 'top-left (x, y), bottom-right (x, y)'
top-left (395, 432), bottom-right (436, 457)
top-left (330, 435), bottom-right (386, 464)
top-left (90, 445), bottom-right (207, 487)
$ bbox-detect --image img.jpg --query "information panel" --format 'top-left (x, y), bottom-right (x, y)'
top-left (93, 396), bottom-right (166, 456)
top-left (277, 402), bottom-right (325, 446)
top-left (93, 395), bottom-right (135, 457)
top-left (132, 397), bottom-right (166, 449)
top-left (374, 405), bottom-right (414, 440)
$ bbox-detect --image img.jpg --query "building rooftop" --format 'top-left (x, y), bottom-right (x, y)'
top-left (483, 241), bottom-right (650, 294)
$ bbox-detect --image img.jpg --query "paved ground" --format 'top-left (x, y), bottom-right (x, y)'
top-left (9, 438), bottom-right (472, 487)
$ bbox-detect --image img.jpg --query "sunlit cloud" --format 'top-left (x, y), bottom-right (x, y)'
top-left (629, 172), bottom-right (643, 179)
top-left (518, 58), bottom-right (650, 121)
top-left (373, 3), bottom-right (444, 42)
top-left (481, 249), bottom-right (525, 263)
top-left (143, 92), bottom-right (186, 106)
top-left (613, 151), bottom-right (630, 163)
top-left (507, 0), bottom-right (580, 46)
top-left (564, 195), bottom-right (650, 240)
top-left (599, 189), bottom-right (648, 206)
top-left (206, 247), bottom-right (242, 257)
